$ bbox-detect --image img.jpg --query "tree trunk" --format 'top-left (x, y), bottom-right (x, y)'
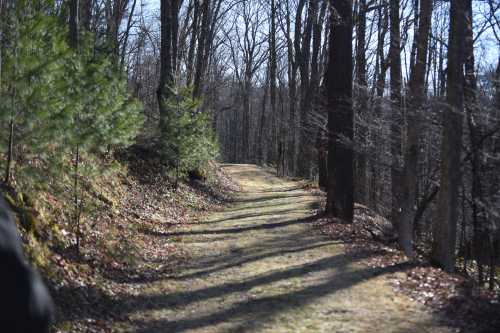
top-left (317, 127), bottom-right (328, 190)
top-left (257, 72), bottom-right (269, 164)
top-left (186, 0), bottom-right (200, 85)
top-left (432, 0), bottom-right (467, 273)
top-left (495, 57), bottom-right (500, 111)
top-left (313, 1), bottom-right (328, 188)
top-left (311, 1), bottom-right (326, 95)
top-left (69, 0), bottom-right (82, 254)
top-left (171, 0), bottom-right (182, 77)
top-left (121, 0), bottom-right (138, 68)
top-left (371, 2), bottom-right (389, 211)
top-left (399, 0), bottom-right (432, 258)
top-left (463, 0), bottom-right (487, 284)
top-left (326, 0), bottom-right (354, 223)
top-left (69, 0), bottom-right (79, 49)
top-left (285, 0), bottom-right (298, 175)
top-left (104, 0), bottom-right (124, 61)
top-left (355, 0), bottom-right (368, 205)
top-left (241, 79), bottom-right (251, 162)
top-left (389, 0), bottom-right (403, 226)
top-left (158, 0), bottom-right (173, 133)
top-left (269, 0), bottom-right (280, 174)
top-left (193, 0), bottom-right (210, 98)
top-left (80, 0), bottom-right (92, 31)
top-left (297, 0), bottom-right (316, 178)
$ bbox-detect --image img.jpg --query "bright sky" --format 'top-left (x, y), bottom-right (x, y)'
top-left (140, 0), bottom-right (499, 74)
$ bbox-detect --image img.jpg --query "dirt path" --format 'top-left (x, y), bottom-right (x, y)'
top-left (115, 164), bottom-right (452, 333)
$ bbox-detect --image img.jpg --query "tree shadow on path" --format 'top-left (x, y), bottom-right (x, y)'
top-left (128, 255), bottom-right (414, 332)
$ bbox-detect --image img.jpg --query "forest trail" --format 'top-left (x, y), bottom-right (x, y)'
top-left (116, 164), bottom-right (452, 333)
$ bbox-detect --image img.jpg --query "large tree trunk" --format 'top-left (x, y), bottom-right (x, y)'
top-left (463, 0), bottom-right (487, 284)
top-left (326, 0), bottom-right (354, 223)
top-left (432, 0), bottom-right (467, 272)
top-left (355, 0), bottom-right (368, 205)
top-left (399, 0), bottom-right (432, 258)
top-left (389, 0), bottom-right (403, 226)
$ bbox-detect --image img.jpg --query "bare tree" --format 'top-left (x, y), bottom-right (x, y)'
top-left (224, 0), bottom-right (267, 162)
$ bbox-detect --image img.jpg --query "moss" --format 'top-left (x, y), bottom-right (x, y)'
top-left (23, 233), bottom-right (50, 270)
top-left (3, 191), bottom-right (38, 233)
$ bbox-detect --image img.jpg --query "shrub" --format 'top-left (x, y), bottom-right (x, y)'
top-left (160, 86), bottom-right (218, 183)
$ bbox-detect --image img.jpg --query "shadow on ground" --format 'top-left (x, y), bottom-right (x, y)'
top-left (105, 164), bottom-right (453, 333)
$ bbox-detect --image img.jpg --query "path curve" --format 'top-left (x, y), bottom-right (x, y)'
top-left (117, 164), bottom-right (451, 333)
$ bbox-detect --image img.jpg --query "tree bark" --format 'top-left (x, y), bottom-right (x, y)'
top-left (158, 0), bottom-right (176, 135)
top-left (171, 0), bottom-right (182, 76)
top-left (257, 71), bottom-right (269, 164)
top-left (355, 0), bottom-right (368, 205)
top-left (463, 0), bottom-right (487, 283)
top-left (297, 0), bottom-right (316, 178)
top-left (269, 0), bottom-right (280, 174)
top-left (241, 79), bottom-right (251, 162)
top-left (314, 1), bottom-right (328, 187)
top-left (399, 0), bottom-right (433, 258)
top-left (432, 0), bottom-right (467, 272)
top-left (105, 0), bottom-right (127, 61)
top-left (370, 1), bottom-right (389, 210)
top-left (193, 0), bottom-right (210, 98)
top-left (326, 0), bottom-right (354, 223)
top-left (389, 0), bottom-right (403, 226)
top-left (186, 0), bottom-right (200, 85)
top-left (69, 0), bottom-right (79, 49)
top-left (286, 0), bottom-right (306, 175)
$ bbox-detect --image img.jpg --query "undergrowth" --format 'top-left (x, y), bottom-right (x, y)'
top-left (1, 145), bottom-right (237, 332)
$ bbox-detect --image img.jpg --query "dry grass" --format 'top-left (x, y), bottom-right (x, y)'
top-left (110, 164), bottom-right (453, 333)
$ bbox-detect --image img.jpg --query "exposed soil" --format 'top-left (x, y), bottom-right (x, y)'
top-left (107, 164), bottom-right (453, 333)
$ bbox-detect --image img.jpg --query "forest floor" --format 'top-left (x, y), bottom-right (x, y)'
top-left (109, 164), bottom-right (456, 333)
